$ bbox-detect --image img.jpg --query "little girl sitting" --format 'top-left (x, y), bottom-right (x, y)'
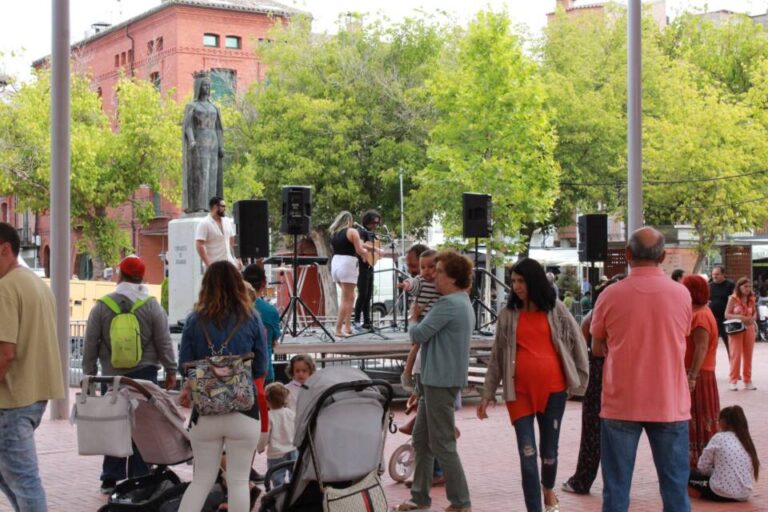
top-left (689, 405), bottom-right (759, 502)
top-left (257, 382), bottom-right (299, 488)
top-left (285, 354), bottom-right (316, 410)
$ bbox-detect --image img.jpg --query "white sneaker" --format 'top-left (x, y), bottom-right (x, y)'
top-left (744, 382), bottom-right (757, 390)
top-left (729, 382), bottom-right (738, 391)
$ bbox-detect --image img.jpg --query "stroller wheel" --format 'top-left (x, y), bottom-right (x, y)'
top-left (388, 443), bottom-right (416, 482)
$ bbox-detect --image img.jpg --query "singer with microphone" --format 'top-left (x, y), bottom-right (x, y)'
top-left (354, 210), bottom-right (382, 331)
top-left (195, 196), bottom-right (241, 269)
top-left (329, 211), bottom-right (373, 337)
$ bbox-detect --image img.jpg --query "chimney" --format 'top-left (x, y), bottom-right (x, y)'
top-left (556, 0), bottom-right (574, 10)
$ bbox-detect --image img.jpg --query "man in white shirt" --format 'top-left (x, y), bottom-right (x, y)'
top-left (195, 196), bottom-right (239, 268)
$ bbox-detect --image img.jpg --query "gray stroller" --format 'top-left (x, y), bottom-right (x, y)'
top-left (259, 367), bottom-right (394, 512)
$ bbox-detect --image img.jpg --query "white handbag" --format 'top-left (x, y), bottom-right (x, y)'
top-left (72, 376), bottom-right (134, 457)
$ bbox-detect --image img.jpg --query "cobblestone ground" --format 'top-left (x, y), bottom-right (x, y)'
top-left (2, 343), bottom-right (765, 511)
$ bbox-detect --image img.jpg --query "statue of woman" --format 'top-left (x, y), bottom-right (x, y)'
top-left (182, 72), bottom-right (224, 213)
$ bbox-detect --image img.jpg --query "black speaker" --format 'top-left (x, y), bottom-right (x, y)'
top-left (280, 186), bottom-right (311, 235)
top-left (578, 214), bottom-right (608, 262)
top-left (233, 200), bottom-right (270, 259)
top-left (462, 193), bottom-right (492, 238)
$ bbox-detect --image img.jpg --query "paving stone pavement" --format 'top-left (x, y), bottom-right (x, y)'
top-left (2, 343), bottom-right (766, 511)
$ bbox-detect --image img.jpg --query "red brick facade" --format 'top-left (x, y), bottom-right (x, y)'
top-left (11, 1), bottom-right (298, 283)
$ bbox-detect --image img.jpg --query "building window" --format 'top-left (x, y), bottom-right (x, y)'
top-left (225, 35), bottom-right (241, 49)
top-left (96, 87), bottom-right (102, 98)
top-left (156, 37), bottom-right (163, 51)
top-left (147, 40), bottom-right (154, 54)
top-left (203, 33), bottom-right (219, 47)
top-left (121, 52), bottom-right (126, 65)
top-left (115, 54), bottom-right (119, 67)
top-left (128, 49), bottom-right (133, 62)
top-left (150, 72), bottom-right (161, 91)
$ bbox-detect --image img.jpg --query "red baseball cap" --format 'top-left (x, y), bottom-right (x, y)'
top-left (118, 255), bottom-right (146, 279)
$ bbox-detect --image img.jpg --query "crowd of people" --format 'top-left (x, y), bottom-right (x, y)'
top-left (0, 207), bottom-right (763, 512)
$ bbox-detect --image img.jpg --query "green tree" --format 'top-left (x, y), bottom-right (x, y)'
top-left (228, 14), bottom-right (448, 312)
top-left (413, 10), bottom-right (559, 252)
top-left (660, 12), bottom-right (768, 96)
top-left (643, 61), bottom-right (768, 272)
top-left (0, 71), bottom-right (181, 276)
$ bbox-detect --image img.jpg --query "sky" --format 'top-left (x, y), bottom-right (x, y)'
top-left (0, 0), bottom-right (765, 82)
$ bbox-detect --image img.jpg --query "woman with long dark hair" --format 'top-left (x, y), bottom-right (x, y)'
top-left (178, 261), bottom-right (268, 512)
top-left (726, 277), bottom-right (757, 391)
top-left (689, 405), bottom-right (759, 502)
top-left (478, 258), bottom-right (589, 512)
top-left (562, 274), bottom-right (624, 495)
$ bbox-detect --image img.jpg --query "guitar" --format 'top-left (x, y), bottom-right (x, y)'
top-left (363, 239), bottom-right (381, 267)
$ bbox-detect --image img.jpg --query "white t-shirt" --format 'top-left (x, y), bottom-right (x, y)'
top-left (698, 431), bottom-right (755, 501)
top-left (285, 379), bottom-right (303, 411)
top-left (195, 215), bottom-right (236, 264)
top-left (256, 407), bottom-right (296, 458)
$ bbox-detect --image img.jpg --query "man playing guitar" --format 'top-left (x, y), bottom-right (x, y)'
top-left (354, 210), bottom-right (382, 330)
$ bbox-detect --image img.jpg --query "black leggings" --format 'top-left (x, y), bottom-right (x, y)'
top-left (688, 470), bottom-right (739, 503)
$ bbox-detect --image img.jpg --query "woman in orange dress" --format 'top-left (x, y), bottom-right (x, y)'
top-left (681, 275), bottom-right (720, 467)
top-left (725, 277), bottom-right (757, 391)
top-left (478, 258), bottom-right (589, 512)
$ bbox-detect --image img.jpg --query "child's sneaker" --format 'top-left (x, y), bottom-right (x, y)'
top-left (744, 382), bottom-right (757, 390)
top-left (729, 382), bottom-right (738, 391)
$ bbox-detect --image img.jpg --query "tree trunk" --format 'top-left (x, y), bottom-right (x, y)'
top-left (309, 228), bottom-right (338, 317)
top-left (692, 250), bottom-right (707, 275)
top-left (518, 223), bottom-right (536, 259)
top-left (90, 207), bottom-right (108, 281)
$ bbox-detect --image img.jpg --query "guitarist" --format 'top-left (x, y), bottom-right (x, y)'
top-left (354, 210), bottom-right (382, 331)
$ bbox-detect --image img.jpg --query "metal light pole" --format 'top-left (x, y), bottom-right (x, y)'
top-left (627, 0), bottom-right (643, 234)
top-left (50, 0), bottom-right (71, 420)
top-left (399, 168), bottom-right (405, 260)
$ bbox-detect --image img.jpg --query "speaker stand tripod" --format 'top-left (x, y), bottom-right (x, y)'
top-left (280, 234), bottom-right (337, 342)
top-left (471, 237), bottom-right (496, 335)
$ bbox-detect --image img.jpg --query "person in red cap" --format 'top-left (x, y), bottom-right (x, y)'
top-left (83, 254), bottom-right (178, 494)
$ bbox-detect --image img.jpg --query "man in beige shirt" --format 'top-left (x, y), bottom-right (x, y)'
top-left (0, 222), bottom-right (64, 511)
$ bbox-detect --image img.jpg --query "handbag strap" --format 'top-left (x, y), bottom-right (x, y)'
top-left (201, 317), bottom-right (245, 356)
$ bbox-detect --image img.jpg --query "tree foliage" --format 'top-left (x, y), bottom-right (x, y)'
top-left (0, 71), bottom-right (181, 271)
top-left (229, 14), bottom-right (448, 235)
top-left (412, 10), bottom-right (559, 250)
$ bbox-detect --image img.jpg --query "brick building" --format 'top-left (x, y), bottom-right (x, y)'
top-left (4, 0), bottom-right (301, 283)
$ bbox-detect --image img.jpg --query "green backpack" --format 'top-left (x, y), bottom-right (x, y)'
top-left (99, 295), bottom-right (151, 369)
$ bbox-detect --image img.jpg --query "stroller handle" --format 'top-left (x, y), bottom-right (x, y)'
top-left (83, 376), bottom-right (154, 400)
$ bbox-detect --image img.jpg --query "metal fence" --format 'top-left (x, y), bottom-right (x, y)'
top-left (69, 321), bottom-right (87, 386)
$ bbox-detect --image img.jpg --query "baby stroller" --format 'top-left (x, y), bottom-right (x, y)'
top-left (259, 367), bottom-right (394, 512)
top-left (75, 376), bottom-right (193, 511)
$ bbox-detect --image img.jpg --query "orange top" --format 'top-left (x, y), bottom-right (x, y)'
top-left (506, 310), bottom-right (566, 422)
top-left (685, 306), bottom-right (718, 372)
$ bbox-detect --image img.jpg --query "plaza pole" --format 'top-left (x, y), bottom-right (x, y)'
top-left (627, 0), bottom-right (643, 235)
top-left (399, 168), bottom-right (405, 260)
top-left (50, 0), bottom-right (71, 420)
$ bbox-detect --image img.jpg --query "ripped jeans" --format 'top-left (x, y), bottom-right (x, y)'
top-left (511, 391), bottom-right (568, 512)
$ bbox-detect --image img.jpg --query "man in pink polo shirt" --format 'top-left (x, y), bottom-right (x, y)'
top-left (591, 227), bottom-right (692, 512)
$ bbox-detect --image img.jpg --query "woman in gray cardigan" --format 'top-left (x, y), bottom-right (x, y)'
top-left (477, 258), bottom-right (589, 512)
top-left (396, 250), bottom-right (474, 512)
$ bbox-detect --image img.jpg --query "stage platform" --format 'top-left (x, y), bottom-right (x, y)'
top-left (274, 330), bottom-right (495, 357)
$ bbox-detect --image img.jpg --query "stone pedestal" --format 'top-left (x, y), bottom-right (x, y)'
top-left (168, 216), bottom-right (205, 326)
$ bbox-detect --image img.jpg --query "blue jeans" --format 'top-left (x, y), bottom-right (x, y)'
top-left (0, 400), bottom-right (48, 512)
top-left (101, 366), bottom-right (158, 482)
top-left (512, 391), bottom-right (567, 512)
top-left (601, 419), bottom-right (690, 512)
top-left (267, 450), bottom-right (298, 489)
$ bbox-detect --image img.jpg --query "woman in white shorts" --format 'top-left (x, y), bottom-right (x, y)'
top-left (329, 211), bottom-right (370, 337)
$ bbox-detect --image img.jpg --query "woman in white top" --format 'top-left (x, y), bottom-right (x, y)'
top-left (689, 405), bottom-right (759, 502)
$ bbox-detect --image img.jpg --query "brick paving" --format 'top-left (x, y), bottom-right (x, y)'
top-left (2, 343), bottom-right (766, 511)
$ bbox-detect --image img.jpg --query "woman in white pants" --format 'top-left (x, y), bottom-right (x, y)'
top-left (178, 261), bottom-right (269, 511)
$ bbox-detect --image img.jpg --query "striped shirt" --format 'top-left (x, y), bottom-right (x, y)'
top-left (406, 276), bottom-right (440, 320)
